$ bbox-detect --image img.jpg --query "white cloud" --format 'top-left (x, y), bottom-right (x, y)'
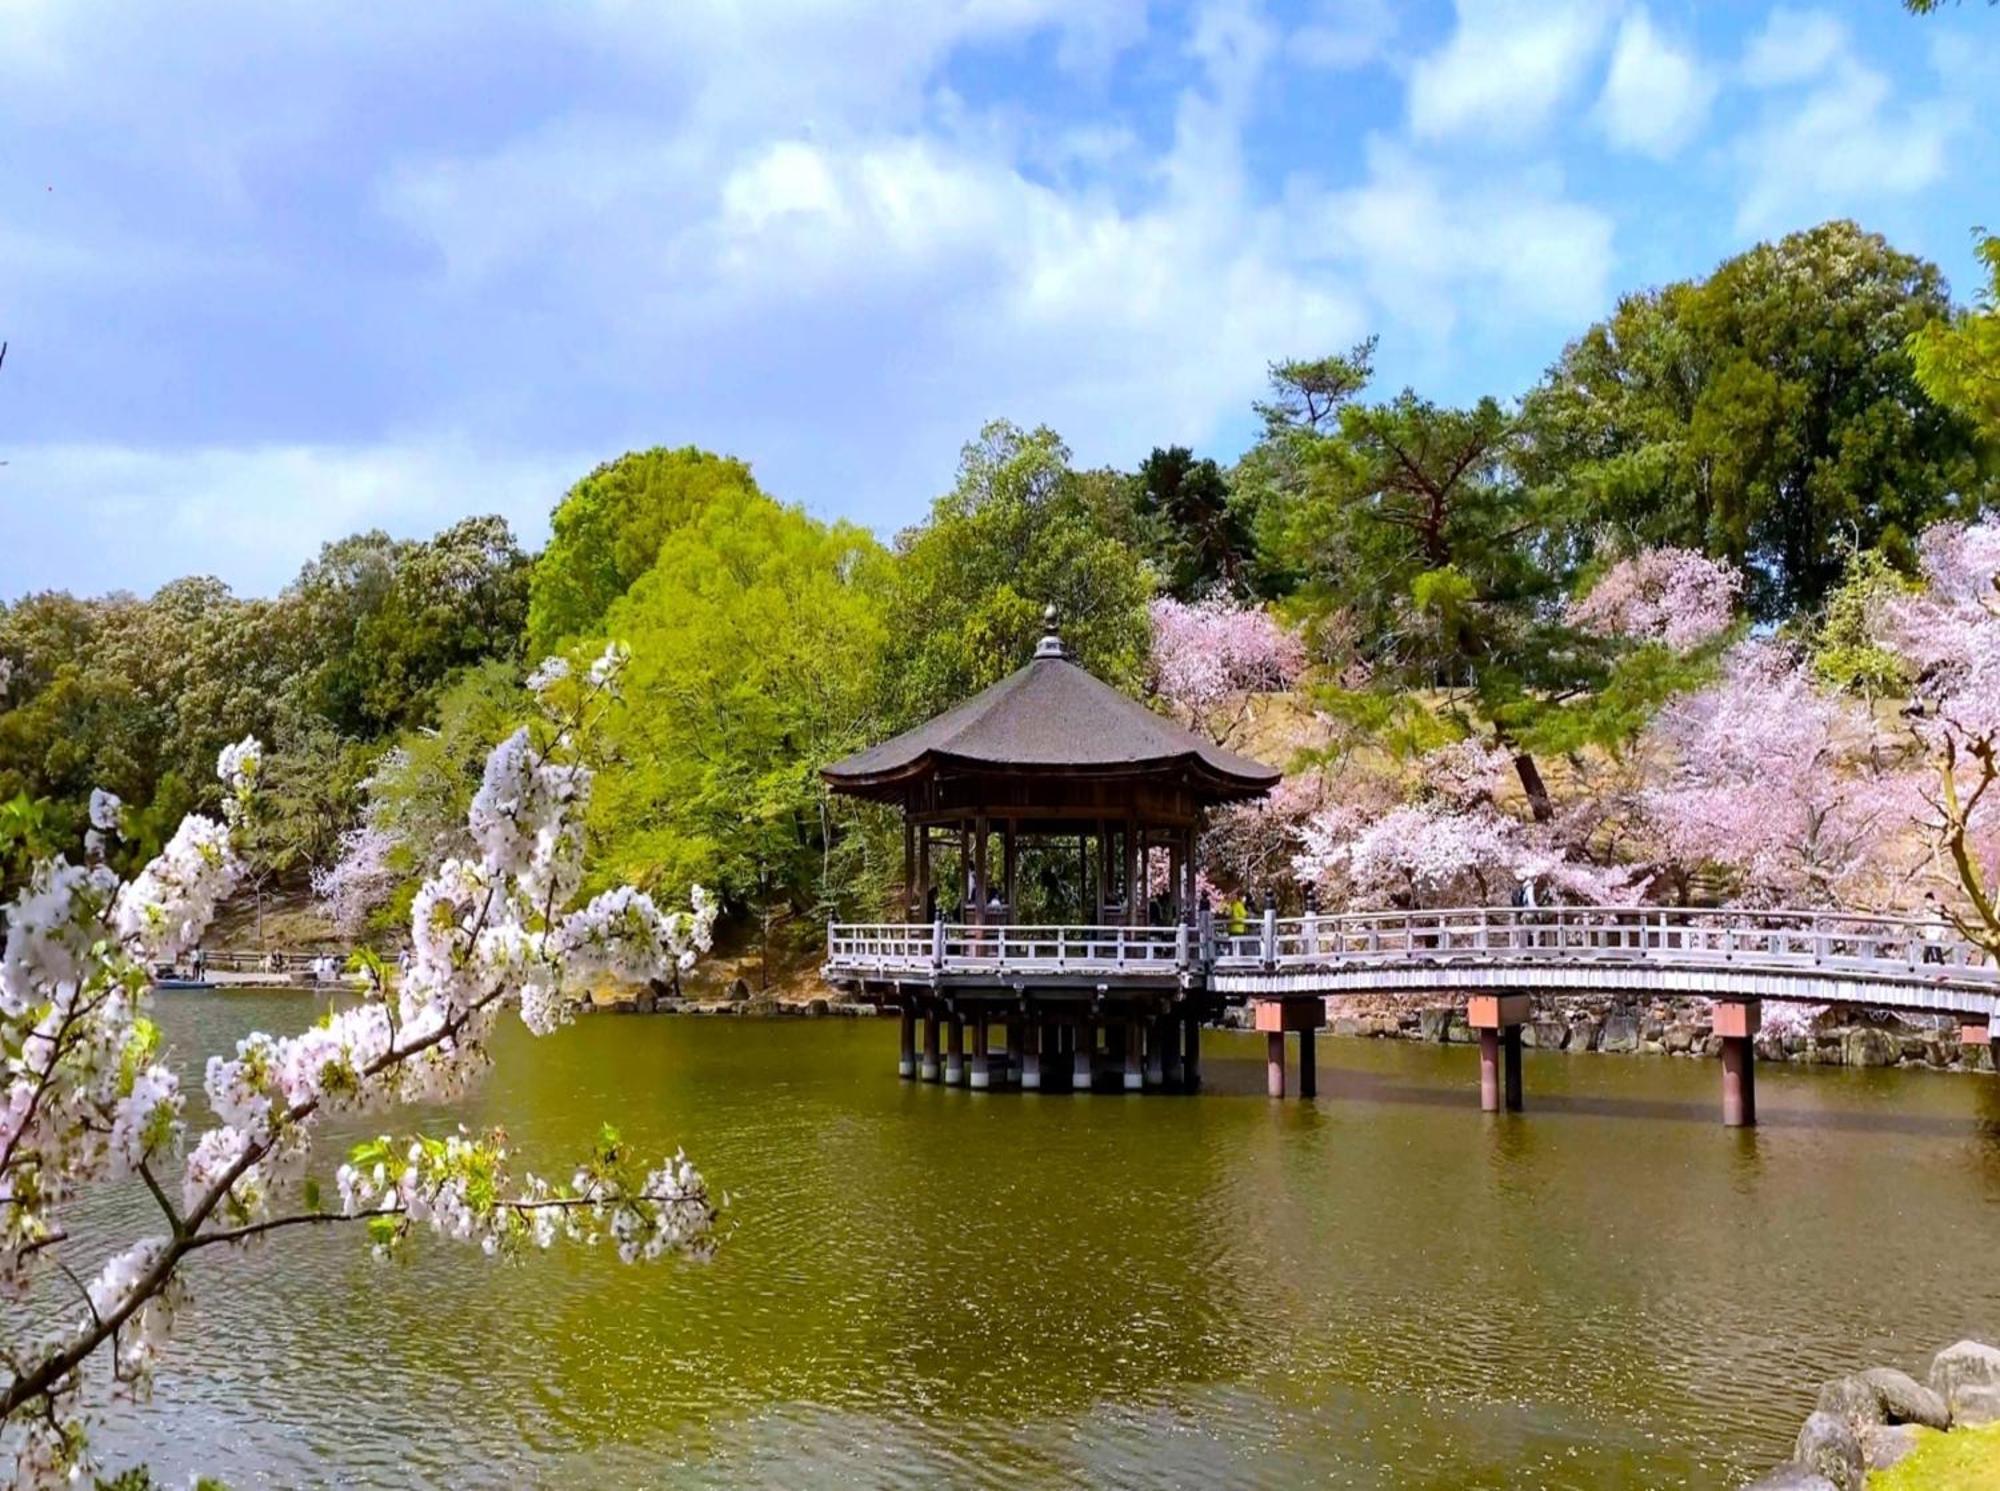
top-left (1, 440), bottom-right (582, 600)
top-left (1740, 7), bottom-right (1849, 89)
top-left (1312, 142), bottom-right (1616, 338)
top-left (1408, 0), bottom-right (1620, 145)
top-left (1291, 0), bottom-right (1398, 71)
top-left (1594, 8), bottom-right (1715, 159)
top-left (1733, 10), bottom-right (1965, 233)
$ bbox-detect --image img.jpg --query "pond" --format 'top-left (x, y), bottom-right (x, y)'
top-left (80, 992), bottom-right (2000, 1488)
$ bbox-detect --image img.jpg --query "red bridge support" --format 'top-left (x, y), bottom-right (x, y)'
top-left (1713, 1000), bottom-right (1759, 1127)
top-left (1963, 1015), bottom-right (1991, 1070)
top-left (1469, 994), bottom-right (1529, 1112)
top-left (1254, 998), bottom-right (1326, 1099)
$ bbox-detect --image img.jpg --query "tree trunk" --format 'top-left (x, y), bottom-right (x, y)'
top-left (1512, 751), bottom-right (1554, 824)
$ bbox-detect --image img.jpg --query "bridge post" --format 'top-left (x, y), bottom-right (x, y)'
top-left (1299, 1026), bottom-right (1317, 1099)
top-left (970, 1012), bottom-right (991, 1089)
top-left (899, 1005), bottom-right (916, 1079)
top-left (1021, 1009), bottom-right (1042, 1090)
top-left (1962, 1015), bottom-right (1991, 1071)
top-left (946, 1009), bottom-right (965, 1086)
top-left (1267, 1032), bottom-right (1287, 1099)
top-left (1184, 1013), bottom-right (1202, 1091)
top-left (922, 1007), bottom-right (941, 1082)
top-left (1124, 1014), bottom-right (1145, 1091)
top-left (1714, 1000), bottom-right (1760, 1127)
top-left (1254, 999), bottom-right (1324, 1099)
top-left (1162, 1013), bottom-right (1183, 1087)
top-left (1074, 1016), bottom-right (1096, 1091)
top-left (1469, 994), bottom-right (1531, 1113)
top-left (1145, 1015), bottom-right (1166, 1087)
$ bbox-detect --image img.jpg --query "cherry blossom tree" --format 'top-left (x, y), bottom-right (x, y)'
top-left (310, 821), bottom-right (399, 938)
top-left (1291, 739), bottom-right (1639, 909)
top-left (1565, 547), bottom-right (1743, 652)
top-left (1640, 641), bottom-right (1920, 908)
top-left (1, 646), bottom-right (718, 1486)
top-left (1877, 516), bottom-right (2000, 947)
top-left (1147, 595), bottom-right (1305, 744)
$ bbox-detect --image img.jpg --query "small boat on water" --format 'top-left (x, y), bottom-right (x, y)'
top-left (152, 978), bottom-right (216, 991)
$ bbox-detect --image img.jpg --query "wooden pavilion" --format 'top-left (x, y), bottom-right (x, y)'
top-left (822, 609), bottom-right (1284, 1092)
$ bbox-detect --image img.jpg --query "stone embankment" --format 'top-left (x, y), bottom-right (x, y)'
top-left (1743, 1340), bottom-right (2000, 1489)
top-left (1258, 994), bottom-right (1997, 1074)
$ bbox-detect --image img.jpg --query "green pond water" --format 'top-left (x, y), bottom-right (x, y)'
top-left (78, 991), bottom-right (2000, 1488)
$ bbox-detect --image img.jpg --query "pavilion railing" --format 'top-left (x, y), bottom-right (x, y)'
top-left (829, 906), bottom-right (2000, 992)
top-left (827, 922), bottom-right (1190, 976)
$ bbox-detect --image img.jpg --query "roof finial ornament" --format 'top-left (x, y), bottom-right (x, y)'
top-left (1034, 603), bottom-right (1066, 660)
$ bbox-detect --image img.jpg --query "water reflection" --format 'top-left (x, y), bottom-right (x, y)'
top-left (70, 996), bottom-right (2000, 1489)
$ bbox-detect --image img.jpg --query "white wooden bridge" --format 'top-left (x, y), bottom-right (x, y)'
top-left (824, 906), bottom-right (1999, 1125)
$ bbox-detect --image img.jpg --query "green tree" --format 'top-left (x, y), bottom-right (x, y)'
top-left (1523, 220), bottom-right (1985, 619)
top-left (1131, 446), bottom-right (1252, 599)
top-left (882, 420), bottom-right (1154, 724)
top-left (587, 486), bottom-right (893, 943)
top-left (527, 447), bottom-right (767, 654)
top-left (1909, 230), bottom-right (2000, 442)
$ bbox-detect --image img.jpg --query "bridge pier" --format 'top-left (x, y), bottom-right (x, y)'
top-left (1074, 1017), bottom-right (1096, 1091)
top-left (1469, 995), bottom-right (1529, 1113)
top-left (1254, 998), bottom-right (1326, 1100)
top-left (1184, 1014), bottom-right (1202, 1091)
top-left (1162, 1014), bottom-right (1183, 1087)
top-left (899, 1005), bottom-right (917, 1079)
top-left (922, 1008), bottom-right (941, 1082)
top-left (1021, 1015), bottom-right (1042, 1090)
top-left (1963, 1015), bottom-right (1991, 1070)
top-left (946, 1010), bottom-right (965, 1086)
top-left (1124, 1016), bottom-right (1145, 1091)
top-left (970, 1014), bottom-right (991, 1089)
top-left (1714, 1000), bottom-right (1759, 1127)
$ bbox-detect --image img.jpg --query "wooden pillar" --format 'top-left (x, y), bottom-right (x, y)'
top-left (1714, 1000), bottom-right (1760, 1128)
top-left (1077, 833), bottom-right (1091, 925)
top-left (921, 1007), bottom-right (941, 1082)
top-left (1266, 1031), bottom-right (1286, 1099)
top-left (1002, 820), bottom-right (1016, 923)
top-left (970, 1012), bottom-right (990, 1090)
top-left (1478, 1029), bottom-right (1501, 1113)
top-left (1299, 1026), bottom-right (1317, 1099)
top-left (1145, 1015), bottom-right (1166, 1087)
top-left (1184, 1013), bottom-right (1202, 1091)
top-left (1124, 817), bottom-right (1140, 928)
top-left (1124, 1015), bottom-right (1144, 1091)
top-left (1469, 994), bottom-right (1531, 1114)
top-left (1162, 1012), bottom-right (1183, 1087)
top-left (946, 1010), bottom-right (965, 1086)
top-left (998, 1012), bottom-right (1016, 1088)
top-left (972, 815), bottom-right (989, 926)
top-left (902, 815), bottom-right (916, 920)
top-left (1096, 822), bottom-right (1110, 923)
top-left (1074, 1017), bottom-right (1096, 1091)
top-left (1021, 1011), bottom-right (1041, 1090)
top-left (917, 823), bottom-right (932, 920)
top-left (898, 1005), bottom-right (916, 1079)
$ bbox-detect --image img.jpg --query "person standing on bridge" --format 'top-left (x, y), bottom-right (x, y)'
top-left (1511, 877), bottom-right (1540, 950)
top-left (1922, 892), bottom-right (1949, 965)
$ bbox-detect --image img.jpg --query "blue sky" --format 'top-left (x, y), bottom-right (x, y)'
top-left (2, 0), bottom-right (1995, 600)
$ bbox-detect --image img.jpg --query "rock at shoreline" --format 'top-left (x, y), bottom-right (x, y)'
top-left (1815, 1375), bottom-right (1885, 1427)
top-left (1858, 1367), bottom-right (1951, 1430)
top-left (1793, 1410), bottom-right (1864, 1491)
top-left (1523, 1019), bottom-right (1568, 1050)
top-left (1740, 1463), bottom-right (1838, 1490)
top-left (1931, 1340), bottom-right (2000, 1426)
top-left (1417, 1007), bottom-right (1453, 1043)
top-left (1599, 1014), bottom-right (1640, 1053)
top-left (1858, 1422), bottom-right (1928, 1472)
top-left (1844, 1028), bottom-right (1897, 1068)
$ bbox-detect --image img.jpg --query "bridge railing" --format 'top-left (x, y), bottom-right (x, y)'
top-left (827, 922), bottom-right (1188, 976)
top-left (1210, 906), bottom-right (1998, 986)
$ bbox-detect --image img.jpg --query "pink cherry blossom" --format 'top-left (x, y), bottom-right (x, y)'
top-left (1149, 595), bottom-right (1306, 741)
top-left (1566, 547), bottom-right (1742, 652)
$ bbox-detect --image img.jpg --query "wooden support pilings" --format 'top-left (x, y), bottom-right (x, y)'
top-left (1253, 998), bottom-right (1325, 1100)
top-left (1184, 1013), bottom-right (1201, 1090)
top-left (1469, 994), bottom-right (1531, 1113)
top-left (970, 1014), bottom-right (991, 1090)
top-left (898, 1006), bottom-right (916, 1079)
top-left (1074, 1017), bottom-right (1096, 1091)
top-left (1299, 1026), bottom-right (1316, 1100)
top-left (946, 1010), bottom-right (965, 1087)
top-left (1123, 1016), bottom-right (1144, 1091)
top-left (1021, 1014), bottom-right (1042, 1090)
top-left (922, 1009), bottom-right (940, 1082)
top-left (1714, 1000), bottom-right (1760, 1127)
